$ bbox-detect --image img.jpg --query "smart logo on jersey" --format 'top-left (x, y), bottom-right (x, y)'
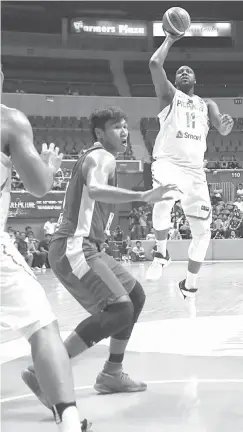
top-left (176, 131), bottom-right (183, 138)
top-left (184, 132), bottom-right (201, 141)
top-left (176, 131), bottom-right (201, 141)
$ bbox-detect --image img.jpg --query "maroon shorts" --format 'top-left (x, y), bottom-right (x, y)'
top-left (49, 237), bottom-right (136, 315)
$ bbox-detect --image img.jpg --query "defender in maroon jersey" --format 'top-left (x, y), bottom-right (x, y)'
top-left (22, 107), bottom-right (179, 400)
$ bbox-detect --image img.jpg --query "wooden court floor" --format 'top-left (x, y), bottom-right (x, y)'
top-left (1, 261), bottom-right (243, 432)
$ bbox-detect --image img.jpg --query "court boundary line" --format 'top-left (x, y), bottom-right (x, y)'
top-left (156, 260), bottom-right (243, 264)
top-left (1, 378), bottom-right (243, 404)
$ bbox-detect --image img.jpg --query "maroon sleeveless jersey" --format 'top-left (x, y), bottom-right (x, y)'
top-left (53, 145), bottom-right (116, 244)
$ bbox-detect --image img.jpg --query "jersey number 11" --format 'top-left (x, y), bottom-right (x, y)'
top-left (186, 112), bottom-right (196, 129)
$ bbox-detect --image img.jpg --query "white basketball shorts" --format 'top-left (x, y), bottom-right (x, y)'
top-left (152, 159), bottom-right (211, 219)
top-left (0, 233), bottom-right (56, 340)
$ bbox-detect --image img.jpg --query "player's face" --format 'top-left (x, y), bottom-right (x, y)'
top-left (103, 118), bottom-right (129, 153)
top-left (175, 66), bottom-right (195, 92)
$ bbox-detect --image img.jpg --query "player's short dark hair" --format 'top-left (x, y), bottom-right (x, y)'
top-left (89, 106), bottom-right (127, 141)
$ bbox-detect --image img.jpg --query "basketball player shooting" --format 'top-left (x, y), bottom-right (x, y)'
top-left (0, 67), bottom-right (91, 431)
top-left (146, 22), bottom-right (234, 318)
top-left (21, 106), bottom-right (180, 406)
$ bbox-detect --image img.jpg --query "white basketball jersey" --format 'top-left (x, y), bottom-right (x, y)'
top-left (153, 89), bottom-right (209, 169)
top-left (0, 152), bottom-right (12, 233)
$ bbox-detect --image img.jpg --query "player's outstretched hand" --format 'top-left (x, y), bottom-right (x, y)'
top-left (142, 184), bottom-right (181, 204)
top-left (41, 143), bottom-right (63, 174)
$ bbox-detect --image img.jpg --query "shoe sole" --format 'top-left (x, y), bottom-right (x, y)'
top-left (94, 383), bottom-right (147, 394)
top-left (146, 257), bottom-right (171, 281)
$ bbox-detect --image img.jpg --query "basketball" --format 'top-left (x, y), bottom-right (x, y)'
top-left (163, 7), bottom-right (191, 36)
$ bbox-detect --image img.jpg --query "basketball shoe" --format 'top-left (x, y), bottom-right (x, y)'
top-left (178, 279), bottom-right (197, 319)
top-left (94, 362), bottom-right (147, 394)
top-left (145, 250), bottom-right (171, 280)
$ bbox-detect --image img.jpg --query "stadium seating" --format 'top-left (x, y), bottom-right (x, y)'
top-left (2, 56), bottom-right (119, 96)
top-left (124, 60), bottom-right (243, 97)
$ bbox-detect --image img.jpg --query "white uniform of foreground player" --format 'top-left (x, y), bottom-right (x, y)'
top-left (146, 29), bottom-right (234, 318)
top-left (0, 66), bottom-right (90, 431)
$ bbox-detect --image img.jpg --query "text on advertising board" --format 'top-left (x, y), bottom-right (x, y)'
top-left (71, 19), bottom-right (147, 37)
top-left (153, 22), bottom-right (231, 37)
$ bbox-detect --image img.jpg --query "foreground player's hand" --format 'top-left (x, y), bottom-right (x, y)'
top-left (220, 114), bottom-right (234, 134)
top-left (41, 143), bottom-right (63, 174)
top-left (142, 184), bottom-right (181, 204)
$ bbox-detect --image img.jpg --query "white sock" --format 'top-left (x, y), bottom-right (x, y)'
top-left (156, 239), bottom-right (167, 257)
top-left (185, 271), bottom-right (198, 289)
top-left (57, 406), bottom-right (80, 432)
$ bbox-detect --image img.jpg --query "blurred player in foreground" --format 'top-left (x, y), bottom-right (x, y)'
top-left (22, 106), bottom-right (179, 405)
top-left (146, 29), bottom-right (234, 317)
top-left (0, 67), bottom-right (90, 431)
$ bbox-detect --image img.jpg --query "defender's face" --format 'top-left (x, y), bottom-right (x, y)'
top-left (103, 118), bottom-right (129, 153)
top-left (175, 66), bottom-right (195, 91)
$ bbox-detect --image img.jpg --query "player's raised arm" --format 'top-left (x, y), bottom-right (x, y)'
top-left (84, 149), bottom-right (179, 204)
top-left (8, 109), bottom-right (63, 197)
top-left (149, 32), bottom-right (182, 108)
top-left (206, 99), bottom-right (234, 136)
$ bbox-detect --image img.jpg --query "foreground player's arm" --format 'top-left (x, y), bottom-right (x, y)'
top-left (206, 99), bottom-right (234, 136)
top-left (84, 150), bottom-right (143, 203)
top-left (8, 109), bottom-right (56, 197)
top-left (149, 32), bottom-right (181, 107)
top-left (84, 150), bottom-right (179, 204)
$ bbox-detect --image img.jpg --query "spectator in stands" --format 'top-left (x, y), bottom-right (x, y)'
top-left (228, 215), bottom-right (242, 237)
top-left (168, 227), bottom-right (182, 240)
top-left (129, 209), bottom-right (140, 240)
top-left (25, 226), bottom-right (33, 237)
top-left (212, 189), bottom-right (223, 205)
top-left (44, 218), bottom-right (57, 235)
top-left (14, 230), bottom-right (20, 239)
top-left (214, 216), bottom-right (224, 232)
top-left (16, 232), bottom-right (34, 268)
top-left (229, 230), bottom-right (238, 239)
top-left (234, 197), bottom-right (243, 213)
top-left (139, 209), bottom-right (147, 239)
top-left (221, 214), bottom-right (230, 238)
top-left (113, 225), bottom-right (123, 242)
top-left (26, 232), bottom-right (46, 269)
top-left (210, 218), bottom-right (218, 238)
top-left (120, 236), bottom-right (132, 261)
top-left (236, 183), bottom-right (243, 198)
top-left (131, 241), bottom-right (146, 262)
top-left (179, 218), bottom-right (191, 239)
top-left (53, 168), bottom-right (64, 191)
top-left (9, 231), bottom-right (16, 244)
top-left (220, 156), bottom-right (228, 169)
top-left (214, 230), bottom-right (225, 239)
top-left (38, 233), bottom-right (52, 268)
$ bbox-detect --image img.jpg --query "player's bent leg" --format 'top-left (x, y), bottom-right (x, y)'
top-left (0, 241), bottom-right (85, 431)
top-left (146, 199), bottom-right (174, 280)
